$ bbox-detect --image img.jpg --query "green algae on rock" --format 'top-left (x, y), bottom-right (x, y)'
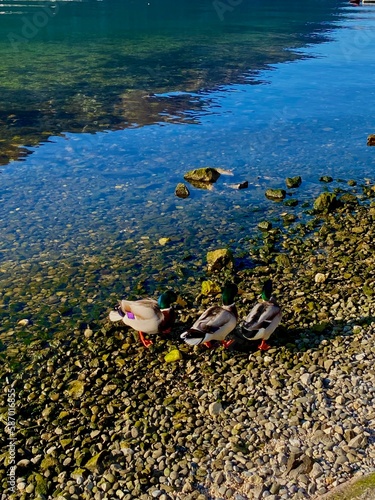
top-left (206, 248), bottom-right (234, 272)
top-left (265, 188), bottom-right (286, 201)
top-left (175, 183), bottom-right (190, 198)
top-left (313, 192), bottom-right (338, 213)
top-left (286, 176), bottom-right (302, 189)
top-left (184, 167), bottom-right (221, 184)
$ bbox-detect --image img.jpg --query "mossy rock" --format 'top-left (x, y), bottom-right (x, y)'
top-left (285, 176), bottom-right (302, 189)
top-left (258, 220), bottom-right (272, 231)
top-left (313, 192), bottom-right (338, 213)
top-left (201, 280), bottom-right (221, 296)
top-left (340, 193), bottom-right (358, 205)
top-left (183, 167), bottom-right (220, 183)
top-left (83, 451), bottom-right (106, 473)
top-left (265, 189), bottom-right (286, 201)
top-left (207, 248), bottom-right (234, 272)
top-left (66, 380), bottom-right (85, 399)
top-left (283, 198), bottom-right (299, 207)
top-left (275, 254), bottom-right (291, 268)
top-left (319, 175), bottom-right (333, 183)
top-left (164, 349), bottom-right (183, 363)
top-left (175, 183), bottom-right (190, 198)
top-left (34, 473), bottom-right (48, 495)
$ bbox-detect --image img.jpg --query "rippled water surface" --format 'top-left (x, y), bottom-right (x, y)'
top-left (1, 0), bottom-right (375, 343)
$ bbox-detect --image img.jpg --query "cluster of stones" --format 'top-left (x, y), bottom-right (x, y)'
top-left (1, 179), bottom-right (375, 500)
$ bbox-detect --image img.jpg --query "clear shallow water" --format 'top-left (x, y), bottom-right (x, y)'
top-left (1, 0), bottom-right (375, 342)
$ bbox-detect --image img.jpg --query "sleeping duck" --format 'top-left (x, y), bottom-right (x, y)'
top-left (241, 279), bottom-right (281, 351)
top-left (109, 290), bottom-right (177, 347)
top-left (180, 282), bottom-right (238, 348)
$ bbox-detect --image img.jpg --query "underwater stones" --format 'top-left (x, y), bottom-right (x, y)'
top-left (175, 183), bottom-right (190, 199)
top-left (257, 220), bottom-right (272, 232)
top-left (367, 134), bottom-right (375, 146)
top-left (340, 193), bottom-right (358, 205)
top-left (283, 198), bottom-right (299, 207)
top-left (206, 248), bottom-right (234, 272)
top-left (229, 181), bottom-right (249, 190)
top-left (265, 189), bottom-right (286, 201)
top-left (313, 192), bottom-right (337, 213)
top-left (319, 176), bottom-right (333, 183)
top-left (286, 176), bottom-right (302, 189)
top-left (158, 237), bottom-right (171, 246)
top-left (184, 167), bottom-right (220, 185)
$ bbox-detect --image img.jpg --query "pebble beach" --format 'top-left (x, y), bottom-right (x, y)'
top-left (1, 178), bottom-right (375, 500)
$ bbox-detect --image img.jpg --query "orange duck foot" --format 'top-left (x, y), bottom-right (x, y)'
top-left (139, 331), bottom-right (153, 348)
top-left (203, 341), bottom-right (215, 349)
top-left (221, 339), bottom-right (235, 349)
top-left (258, 339), bottom-right (270, 351)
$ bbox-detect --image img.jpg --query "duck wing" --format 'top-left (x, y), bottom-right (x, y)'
top-left (242, 302), bottom-right (281, 340)
top-left (181, 306), bottom-right (237, 345)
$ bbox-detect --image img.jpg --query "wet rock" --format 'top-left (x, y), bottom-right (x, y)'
top-left (207, 248), bottom-right (234, 272)
top-left (158, 237), bottom-right (171, 246)
top-left (265, 188), bottom-right (286, 201)
top-left (319, 176), bottom-right (333, 183)
top-left (229, 181), bottom-right (248, 190)
top-left (184, 167), bottom-right (220, 184)
top-left (175, 183), bottom-right (190, 198)
top-left (286, 176), bottom-right (302, 189)
top-left (313, 192), bottom-right (337, 213)
top-left (283, 198), bottom-right (299, 207)
top-left (258, 220), bottom-right (272, 231)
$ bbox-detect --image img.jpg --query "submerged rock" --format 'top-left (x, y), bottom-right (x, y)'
top-left (175, 183), bottom-right (190, 198)
top-left (265, 188), bottom-right (286, 201)
top-left (286, 176), bottom-right (302, 189)
top-left (184, 167), bottom-right (220, 184)
top-left (258, 220), bottom-right (272, 231)
top-left (319, 175), bottom-right (333, 183)
top-left (207, 248), bottom-right (234, 272)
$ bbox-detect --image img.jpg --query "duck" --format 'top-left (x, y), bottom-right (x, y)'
top-left (109, 290), bottom-right (177, 347)
top-left (180, 282), bottom-right (238, 348)
top-left (241, 279), bottom-right (281, 351)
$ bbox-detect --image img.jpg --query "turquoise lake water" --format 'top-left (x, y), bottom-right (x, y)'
top-left (1, 0), bottom-right (375, 341)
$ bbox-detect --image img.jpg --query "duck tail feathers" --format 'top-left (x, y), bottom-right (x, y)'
top-left (109, 309), bottom-right (124, 322)
top-left (180, 329), bottom-right (205, 346)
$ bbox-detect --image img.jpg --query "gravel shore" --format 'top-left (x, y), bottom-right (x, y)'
top-left (1, 181), bottom-right (375, 500)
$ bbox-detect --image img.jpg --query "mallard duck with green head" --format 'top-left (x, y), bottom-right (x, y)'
top-left (180, 283), bottom-right (238, 348)
top-left (109, 290), bottom-right (177, 348)
top-left (241, 279), bottom-right (281, 351)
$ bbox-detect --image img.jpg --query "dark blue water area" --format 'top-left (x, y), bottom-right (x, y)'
top-left (0, 1), bottom-right (375, 285)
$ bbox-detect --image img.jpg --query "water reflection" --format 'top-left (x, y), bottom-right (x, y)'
top-left (0, 0), bottom-right (344, 164)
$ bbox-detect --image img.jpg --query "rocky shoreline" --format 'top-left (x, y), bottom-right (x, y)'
top-left (1, 179), bottom-right (375, 500)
